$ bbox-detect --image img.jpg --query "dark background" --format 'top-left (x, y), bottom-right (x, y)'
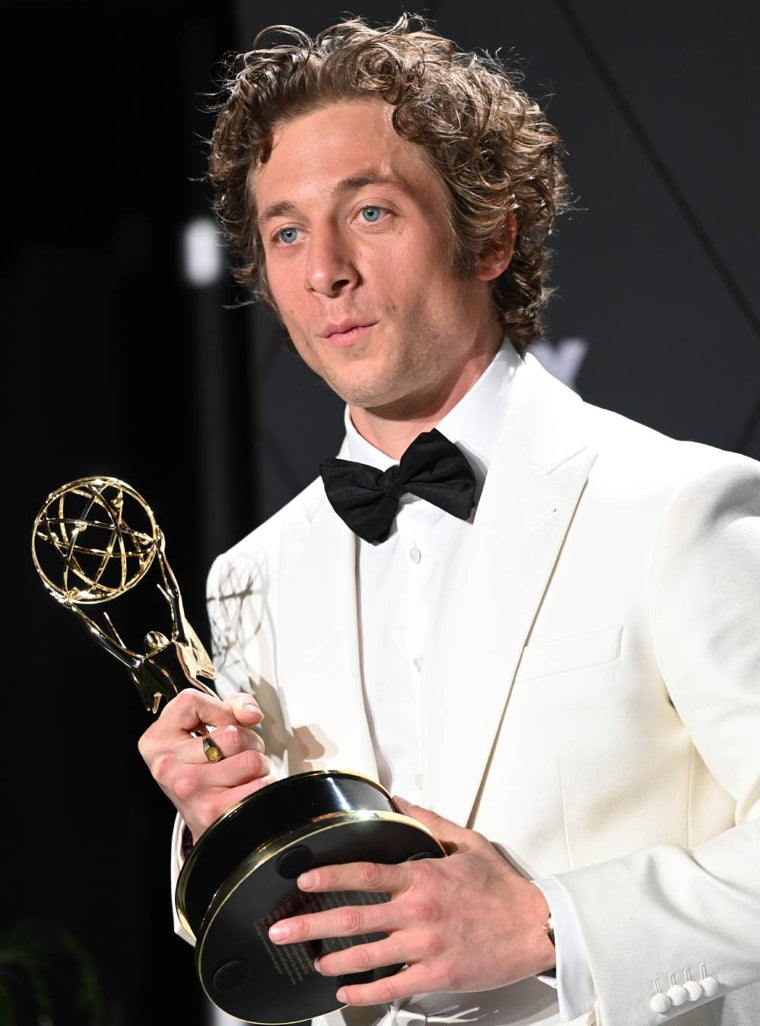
top-left (5, 1), bottom-right (759, 1024)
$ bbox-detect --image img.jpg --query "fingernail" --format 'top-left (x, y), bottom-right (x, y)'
top-left (298, 871), bottom-right (317, 889)
top-left (336, 988), bottom-right (348, 1003)
top-left (269, 923), bottom-right (288, 942)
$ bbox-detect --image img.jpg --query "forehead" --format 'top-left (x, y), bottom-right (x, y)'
top-left (252, 98), bottom-right (442, 212)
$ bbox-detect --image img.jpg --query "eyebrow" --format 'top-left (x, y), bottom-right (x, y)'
top-left (258, 172), bottom-right (409, 225)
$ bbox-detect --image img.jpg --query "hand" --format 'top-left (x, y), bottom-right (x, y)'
top-left (267, 797), bottom-right (556, 1005)
top-left (137, 689), bottom-right (275, 842)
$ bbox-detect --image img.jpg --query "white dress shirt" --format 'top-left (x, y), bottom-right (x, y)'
top-left (345, 341), bottom-right (593, 1021)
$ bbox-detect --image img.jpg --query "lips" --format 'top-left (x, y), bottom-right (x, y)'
top-left (320, 320), bottom-right (377, 345)
top-left (321, 319), bottom-right (375, 339)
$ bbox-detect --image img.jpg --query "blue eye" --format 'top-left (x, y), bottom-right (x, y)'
top-left (361, 206), bottom-right (384, 223)
top-left (277, 227), bottom-right (299, 244)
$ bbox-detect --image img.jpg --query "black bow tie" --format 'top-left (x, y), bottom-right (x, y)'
top-left (320, 428), bottom-right (476, 543)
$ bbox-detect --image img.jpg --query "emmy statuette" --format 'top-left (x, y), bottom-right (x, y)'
top-left (32, 476), bottom-right (444, 1024)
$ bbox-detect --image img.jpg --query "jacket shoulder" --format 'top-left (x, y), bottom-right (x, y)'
top-left (577, 392), bottom-right (760, 491)
top-left (207, 475), bottom-right (327, 593)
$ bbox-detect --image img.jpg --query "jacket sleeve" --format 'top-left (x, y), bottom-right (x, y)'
top-left (555, 452), bottom-right (760, 1025)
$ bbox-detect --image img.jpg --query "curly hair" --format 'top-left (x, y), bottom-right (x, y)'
top-left (206, 12), bottom-right (569, 353)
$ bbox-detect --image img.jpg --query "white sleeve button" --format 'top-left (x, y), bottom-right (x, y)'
top-left (649, 993), bottom-right (671, 1014)
top-left (701, 976), bottom-right (719, 998)
top-left (684, 981), bottom-right (703, 1002)
top-left (667, 985), bottom-right (688, 1006)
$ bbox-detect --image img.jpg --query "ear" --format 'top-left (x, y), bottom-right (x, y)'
top-left (475, 214), bottom-right (517, 282)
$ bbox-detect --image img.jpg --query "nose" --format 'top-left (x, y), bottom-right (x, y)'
top-left (305, 225), bottom-right (358, 297)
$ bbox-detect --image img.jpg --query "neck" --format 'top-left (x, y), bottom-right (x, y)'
top-left (349, 342), bottom-right (500, 458)
top-left (349, 413), bottom-right (446, 459)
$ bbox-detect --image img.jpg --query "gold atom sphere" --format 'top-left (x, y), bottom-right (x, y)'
top-left (31, 476), bottom-right (160, 604)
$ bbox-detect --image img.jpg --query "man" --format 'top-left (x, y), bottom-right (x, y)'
top-left (138, 13), bottom-right (760, 1026)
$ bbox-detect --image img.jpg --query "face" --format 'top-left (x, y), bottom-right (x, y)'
top-left (253, 99), bottom-right (508, 442)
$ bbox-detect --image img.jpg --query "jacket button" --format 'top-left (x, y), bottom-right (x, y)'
top-left (649, 993), bottom-right (671, 1014)
top-left (684, 981), bottom-right (703, 1001)
top-left (701, 976), bottom-right (719, 997)
top-left (667, 984), bottom-right (688, 1006)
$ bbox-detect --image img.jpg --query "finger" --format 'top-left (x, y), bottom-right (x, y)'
top-left (224, 692), bottom-right (265, 725)
top-left (296, 860), bottom-right (409, 897)
top-left (165, 688), bottom-right (242, 735)
top-left (180, 724), bottom-right (267, 765)
top-left (139, 690), bottom-right (245, 763)
top-left (203, 722), bottom-right (266, 758)
top-left (315, 935), bottom-right (413, 979)
top-left (392, 796), bottom-right (471, 851)
top-left (269, 896), bottom-right (392, 946)
top-left (336, 962), bottom-right (427, 1007)
top-left (197, 748), bottom-right (273, 787)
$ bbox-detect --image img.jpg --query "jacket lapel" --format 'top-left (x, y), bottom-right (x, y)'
top-left (423, 356), bottom-right (597, 826)
top-left (276, 475), bottom-right (380, 781)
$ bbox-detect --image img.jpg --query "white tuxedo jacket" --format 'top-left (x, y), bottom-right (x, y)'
top-left (199, 354), bottom-right (760, 1026)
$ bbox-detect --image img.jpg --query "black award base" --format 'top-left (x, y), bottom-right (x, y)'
top-left (176, 771), bottom-right (445, 1024)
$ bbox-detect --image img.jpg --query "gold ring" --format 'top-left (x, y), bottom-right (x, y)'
top-left (202, 736), bottom-right (224, 763)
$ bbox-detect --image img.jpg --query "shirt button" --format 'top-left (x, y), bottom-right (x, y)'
top-left (414, 772), bottom-right (424, 790)
top-left (409, 546), bottom-right (422, 564)
top-left (412, 656), bottom-right (423, 673)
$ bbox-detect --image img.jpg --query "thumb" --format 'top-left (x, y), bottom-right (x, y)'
top-left (392, 794), bottom-right (470, 850)
top-left (224, 692), bottom-right (265, 725)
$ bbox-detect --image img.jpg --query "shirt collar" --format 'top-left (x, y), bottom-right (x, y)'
top-left (344, 339), bottom-right (522, 490)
